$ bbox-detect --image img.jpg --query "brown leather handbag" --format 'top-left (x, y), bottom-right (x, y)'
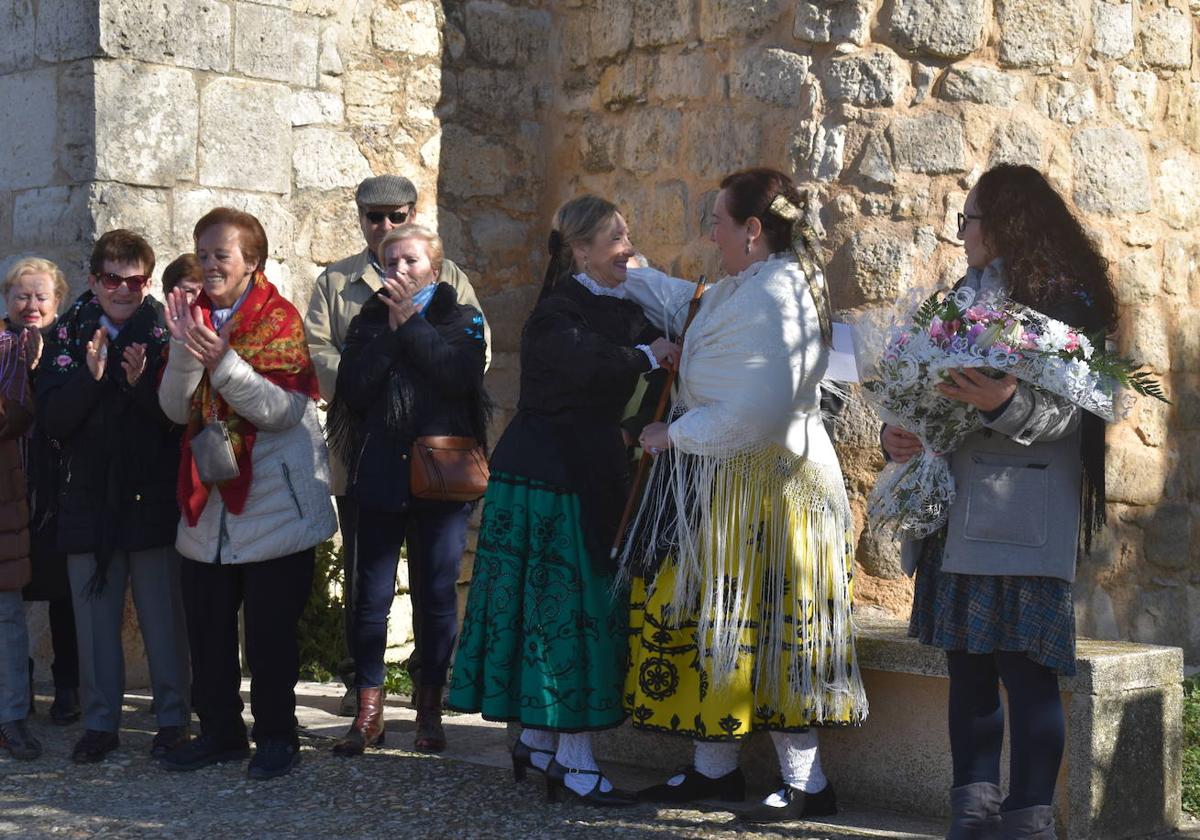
top-left (409, 436), bottom-right (490, 502)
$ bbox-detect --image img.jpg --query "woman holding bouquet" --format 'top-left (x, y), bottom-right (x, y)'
top-left (883, 164), bottom-right (1117, 839)
top-left (621, 168), bottom-right (866, 823)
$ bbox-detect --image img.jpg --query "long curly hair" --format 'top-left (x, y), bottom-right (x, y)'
top-left (974, 164), bottom-right (1117, 334)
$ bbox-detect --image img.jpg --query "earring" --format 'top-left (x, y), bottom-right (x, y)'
top-left (744, 238), bottom-right (751, 255)
top-left (583, 254), bottom-right (590, 272)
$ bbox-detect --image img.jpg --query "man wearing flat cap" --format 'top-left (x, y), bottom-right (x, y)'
top-left (304, 174), bottom-right (489, 715)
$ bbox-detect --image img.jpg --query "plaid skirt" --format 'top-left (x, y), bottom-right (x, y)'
top-left (908, 531), bottom-right (1077, 676)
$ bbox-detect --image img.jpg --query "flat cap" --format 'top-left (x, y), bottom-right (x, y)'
top-left (355, 175), bottom-right (417, 208)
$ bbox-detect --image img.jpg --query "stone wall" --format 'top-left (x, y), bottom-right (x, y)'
top-left (545, 0), bottom-right (1200, 656)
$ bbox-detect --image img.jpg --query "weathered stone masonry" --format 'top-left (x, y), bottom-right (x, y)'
top-left (3, 1), bottom-right (1199, 667)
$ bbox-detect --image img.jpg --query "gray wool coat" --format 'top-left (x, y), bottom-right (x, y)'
top-left (899, 262), bottom-right (1084, 583)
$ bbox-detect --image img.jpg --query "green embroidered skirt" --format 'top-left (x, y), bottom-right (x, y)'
top-left (447, 472), bottom-right (628, 732)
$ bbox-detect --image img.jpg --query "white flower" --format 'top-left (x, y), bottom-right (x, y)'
top-left (1035, 320), bottom-right (1072, 354)
top-left (951, 287), bottom-right (976, 310)
top-left (1078, 334), bottom-right (1094, 360)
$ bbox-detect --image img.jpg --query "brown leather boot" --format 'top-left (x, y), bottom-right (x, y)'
top-left (413, 685), bottom-right (446, 753)
top-left (332, 687), bottom-right (386, 756)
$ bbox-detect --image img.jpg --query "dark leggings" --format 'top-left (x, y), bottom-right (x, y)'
top-left (352, 501), bottom-right (469, 689)
top-left (946, 650), bottom-right (1064, 810)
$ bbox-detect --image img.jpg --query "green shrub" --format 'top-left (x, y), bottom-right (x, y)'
top-left (297, 539), bottom-right (347, 683)
top-left (1184, 677), bottom-right (1200, 815)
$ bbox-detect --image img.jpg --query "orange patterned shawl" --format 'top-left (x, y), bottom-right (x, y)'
top-left (177, 272), bottom-right (319, 526)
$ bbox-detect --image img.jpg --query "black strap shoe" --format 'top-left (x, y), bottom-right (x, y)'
top-left (0, 719), bottom-right (43, 760)
top-left (545, 758), bottom-right (636, 807)
top-left (638, 765), bottom-right (746, 803)
top-left (71, 729), bottom-right (119, 764)
top-left (511, 737), bottom-right (554, 781)
top-left (738, 781), bottom-right (837, 824)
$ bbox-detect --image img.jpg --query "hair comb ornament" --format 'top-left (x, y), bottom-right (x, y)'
top-left (776, 190), bottom-right (833, 347)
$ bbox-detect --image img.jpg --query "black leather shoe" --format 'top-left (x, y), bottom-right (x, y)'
top-left (638, 765), bottom-right (746, 803)
top-left (248, 740), bottom-right (301, 781)
top-left (150, 725), bottom-right (190, 759)
top-left (738, 782), bottom-right (837, 824)
top-left (545, 758), bottom-right (636, 807)
top-left (160, 734), bottom-right (250, 771)
top-left (49, 688), bottom-right (81, 725)
top-left (0, 719), bottom-right (42, 760)
top-left (71, 729), bottom-right (119, 764)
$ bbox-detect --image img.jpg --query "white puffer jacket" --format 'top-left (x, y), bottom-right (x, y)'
top-left (159, 340), bottom-right (337, 565)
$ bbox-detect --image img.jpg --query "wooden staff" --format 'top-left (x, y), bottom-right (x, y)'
top-left (610, 276), bottom-right (707, 561)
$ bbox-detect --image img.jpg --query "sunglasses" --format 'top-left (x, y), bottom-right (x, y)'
top-left (956, 212), bottom-right (983, 236)
top-left (364, 209), bottom-right (410, 225)
top-left (97, 272), bottom-right (150, 291)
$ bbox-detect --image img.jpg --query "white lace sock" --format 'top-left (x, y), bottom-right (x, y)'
top-left (762, 730), bottom-right (826, 806)
top-left (554, 732), bottom-right (613, 795)
top-left (519, 728), bottom-right (556, 771)
top-left (662, 740), bottom-right (740, 786)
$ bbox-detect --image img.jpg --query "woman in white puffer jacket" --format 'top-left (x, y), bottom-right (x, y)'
top-left (156, 207), bottom-right (336, 782)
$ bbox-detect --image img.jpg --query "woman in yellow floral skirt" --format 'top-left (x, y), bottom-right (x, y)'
top-left (620, 168), bottom-right (867, 823)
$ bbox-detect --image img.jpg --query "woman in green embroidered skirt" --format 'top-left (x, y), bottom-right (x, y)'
top-left (448, 196), bottom-right (677, 805)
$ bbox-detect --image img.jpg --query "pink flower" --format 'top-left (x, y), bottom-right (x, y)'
top-left (967, 323), bottom-right (987, 344)
top-left (1064, 332), bottom-right (1079, 352)
top-left (57, 326), bottom-right (68, 340)
top-left (152, 326), bottom-right (165, 338)
top-left (55, 354), bottom-right (72, 367)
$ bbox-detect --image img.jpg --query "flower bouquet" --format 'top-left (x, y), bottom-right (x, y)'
top-left (856, 285), bottom-right (1167, 540)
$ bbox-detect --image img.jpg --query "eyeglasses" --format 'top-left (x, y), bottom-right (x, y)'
top-left (97, 272), bottom-right (150, 291)
top-left (364, 209), bottom-right (410, 225)
top-left (956, 212), bottom-right (983, 236)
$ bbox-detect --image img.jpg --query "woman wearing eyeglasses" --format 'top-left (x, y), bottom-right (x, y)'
top-left (35, 229), bottom-right (192, 765)
top-left (325, 223), bottom-right (488, 756)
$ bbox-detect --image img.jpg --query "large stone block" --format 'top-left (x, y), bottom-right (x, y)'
top-left (655, 51), bottom-right (710, 100)
top-left (11, 186), bottom-right (89, 248)
top-left (1158, 155), bottom-right (1200, 231)
top-left (732, 47), bottom-right (811, 107)
top-left (234, 2), bottom-right (294, 83)
top-left (457, 68), bottom-right (535, 118)
top-left (290, 13), bottom-right (319, 88)
top-left (198, 78), bottom-right (290, 193)
top-left (173, 188), bottom-right (295, 260)
top-left (822, 48), bottom-right (907, 108)
top-left (580, 116), bottom-right (620, 173)
top-left (1162, 237), bottom-right (1198, 298)
top-left (478, 286), bottom-right (537, 355)
top-left (699, 0), bottom-right (782, 40)
top-left (996, 0), bottom-right (1086, 67)
top-left (463, 1), bottom-right (548, 67)
top-left (988, 120), bottom-right (1043, 168)
top-left (401, 63), bottom-right (441, 122)
top-left (1125, 302), bottom-right (1171, 371)
top-left (841, 229), bottom-right (916, 304)
top-left (890, 0), bottom-right (987, 58)
top-left (794, 0), bottom-right (871, 46)
top-left (372, 0), bottom-right (441, 57)
top-left (1140, 1), bottom-right (1193, 70)
top-left (1092, 0), bottom-right (1134, 59)
top-left (853, 131), bottom-right (896, 188)
top-left (587, 0), bottom-right (632, 60)
top-left (342, 69), bottom-right (400, 126)
top-left (94, 61), bottom-right (197, 187)
top-left (1111, 66), bottom-right (1158, 130)
top-left (1034, 78), bottom-right (1097, 126)
top-left (36, 0), bottom-right (99, 62)
top-left (1072, 128), bottom-right (1151, 216)
top-left (619, 109), bottom-right (681, 173)
top-left (290, 89), bottom-right (344, 126)
top-left (940, 65), bottom-right (1023, 107)
top-left (0, 1), bottom-right (35, 75)
top-left (598, 54), bottom-right (653, 109)
top-left (88, 183), bottom-right (173, 262)
top-left (641, 180), bottom-right (688, 245)
top-left (293, 128), bottom-right (372, 192)
top-left (0, 70), bottom-right (56, 191)
top-left (633, 0), bottom-right (693, 48)
top-left (98, 0), bottom-right (231, 71)
top-left (683, 107), bottom-right (762, 178)
top-left (438, 125), bottom-right (515, 198)
top-left (889, 112), bottom-right (967, 174)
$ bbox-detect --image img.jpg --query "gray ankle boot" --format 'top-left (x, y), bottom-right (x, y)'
top-left (998, 805), bottom-right (1056, 839)
top-left (947, 782), bottom-right (1002, 839)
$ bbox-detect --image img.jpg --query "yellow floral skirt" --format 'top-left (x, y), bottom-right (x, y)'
top-left (622, 450), bottom-right (867, 740)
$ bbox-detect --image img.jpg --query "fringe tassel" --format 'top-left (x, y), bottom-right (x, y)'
top-left (620, 426), bottom-right (867, 724)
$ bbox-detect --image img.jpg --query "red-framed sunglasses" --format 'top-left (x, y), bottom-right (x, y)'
top-left (96, 272), bottom-right (151, 291)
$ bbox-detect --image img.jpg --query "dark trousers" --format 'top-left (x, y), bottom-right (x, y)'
top-left (335, 495), bottom-right (358, 685)
top-left (946, 650), bottom-right (1065, 810)
top-left (182, 550), bottom-right (315, 747)
top-left (48, 597), bottom-right (79, 689)
top-left (353, 501), bottom-right (468, 689)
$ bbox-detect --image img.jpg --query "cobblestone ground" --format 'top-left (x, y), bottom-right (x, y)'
top-left (2, 683), bottom-right (1195, 840)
